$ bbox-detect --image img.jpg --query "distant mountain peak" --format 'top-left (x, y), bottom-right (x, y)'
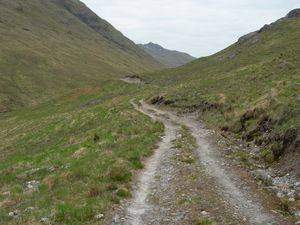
top-left (144, 42), bottom-right (164, 51)
top-left (139, 42), bottom-right (195, 68)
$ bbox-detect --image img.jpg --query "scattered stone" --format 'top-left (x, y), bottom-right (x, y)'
top-left (2, 191), bottom-right (10, 196)
top-left (31, 168), bottom-right (41, 174)
top-left (111, 215), bottom-right (120, 224)
top-left (48, 166), bottom-right (55, 172)
top-left (24, 180), bottom-right (40, 190)
top-left (94, 213), bottom-right (104, 220)
top-left (72, 147), bottom-right (87, 158)
top-left (288, 190), bottom-right (295, 198)
top-left (295, 221), bottom-right (300, 225)
top-left (277, 192), bottom-right (284, 198)
top-left (40, 217), bottom-right (50, 223)
top-left (8, 209), bottom-right (20, 218)
top-left (25, 207), bottom-right (35, 212)
top-left (201, 211), bottom-right (209, 216)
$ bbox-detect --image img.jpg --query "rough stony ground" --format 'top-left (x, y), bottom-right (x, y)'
top-left (111, 100), bottom-right (294, 225)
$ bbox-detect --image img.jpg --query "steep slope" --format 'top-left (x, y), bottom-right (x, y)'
top-left (0, 0), bottom-right (162, 112)
top-left (144, 9), bottom-right (300, 173)
top-left (138, 42), bottom-right (195, 68)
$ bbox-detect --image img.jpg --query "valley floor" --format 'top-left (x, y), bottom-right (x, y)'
top-left (111, 100), bottom-right (294, 225)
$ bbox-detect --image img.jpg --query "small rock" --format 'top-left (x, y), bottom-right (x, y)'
top-left (295, 221), bottom-right (300, 225)
top-left (8, 209), bottom-right (20, 218)
top-left (277, 192), bottom-right (284, 198)
top-left (288, 190), bottom-right (295, 198)
top-left (40, 217), bottom-right (49, 223)
top-left (2, 191), bottom-right (10, 196)
top-left (25, 207), bottom-right (35, 212)
top-left (94, 213), bottom-right (104, 220)
top-left (201, 211), bottom-right (209, 216)
top-left (289, 198), bottom-right (295, 202)
top-left (48, 166), bottom-right (55, 172)
top-left (24, 180), bottom-right (40, 190)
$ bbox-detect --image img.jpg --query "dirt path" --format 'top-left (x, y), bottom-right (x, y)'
top-left (111, 100), bottom-right (291, 225)
top-left (120, 77), bottom-right (144, 84)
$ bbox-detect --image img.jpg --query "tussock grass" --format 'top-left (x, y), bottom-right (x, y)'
top-left (0, 81), bottom-right (163, 224)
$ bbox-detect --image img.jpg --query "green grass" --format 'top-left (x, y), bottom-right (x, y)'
top-left (172, 125), bottom-right (197, 164)
top-left (0, 80), bottom-right (163, 224)
top-left (193, 218), bottom-right (214, 225)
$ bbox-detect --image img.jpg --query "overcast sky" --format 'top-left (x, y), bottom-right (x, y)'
top-left (81, 0), bottom-right (299, 57)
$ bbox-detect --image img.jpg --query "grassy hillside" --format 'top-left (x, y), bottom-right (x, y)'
top-left (0, 0), bottom-right (162, 112)
top-left (0, 80), bottom-right (163, 224)
top-left (0, 1), bottom-right (165, 223)
top-left (139, 42), bottom-right (195, 68)
top-left (143, 9), bottom-right (300, 171)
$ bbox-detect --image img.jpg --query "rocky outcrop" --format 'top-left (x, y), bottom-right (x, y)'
top-left (238, 8), bottom-right (300, 44)
top-left (286, 9), bottom-right (300, 19)
top-left (238, 31), bottom-right (259, 44)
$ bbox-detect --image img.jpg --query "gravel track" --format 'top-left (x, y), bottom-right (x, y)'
top-left (111, 99), bottom-right (290, 225)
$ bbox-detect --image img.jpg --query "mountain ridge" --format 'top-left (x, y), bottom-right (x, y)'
top-left (138, 42), bottom-right (195, 68)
